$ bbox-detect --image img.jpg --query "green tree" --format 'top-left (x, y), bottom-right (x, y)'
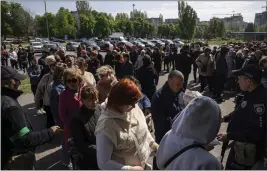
top-left (54, 7), bottom-right (76, 38)
top-left (245, 23), bottom-right (257, 32)
top-left (79, 14), bottom-right (95, 38)
top-left (94, 13), bottom-right (113, 37)
top-left (76, 0), bottom-right (91, 14)
top-left (178, 1), bottom-right (198, 40)
top-left (115, 13), bottom-right (129, 20)
top-left (244, 23), bottom-right (257, 41)
top-left (1, 1), bottom-right (12, 39)
top-left (9, 2), bottom-right (33, 38)
top-left (35, 13), bottom-right (57, 37)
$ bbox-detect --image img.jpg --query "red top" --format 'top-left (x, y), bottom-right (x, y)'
top-left (59, 88), bottom-right (82, 147)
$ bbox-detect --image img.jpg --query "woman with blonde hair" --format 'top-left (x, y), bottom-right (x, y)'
top-left (59, 68), bottom-right (84, 168)
top-left (95, 78), bottom-right (158, 170)
top-left (96, 65), bottom-right (118, 103)
top-left (76, 57), bottom-right (96, 87)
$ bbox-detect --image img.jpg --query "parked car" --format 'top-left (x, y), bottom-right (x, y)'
top-left (12, 39), bottom-right (24, 44)
top-left (81, 41), bottom-right (100, 51)
top-left (30, 42), bottom-right (43, 53)
top-left (161, 39), bottom-right (174, 45)
top-left (66, 42), bottom-right (80, 51)
top-left (173, 39), bottom-right (185, 48)
top-left (116, 40), bottom-right (134, 51)
top-left (50, 37), bottom-right (66, 43)
top-left (98, 41), bottom-right (114, 51)
top-left (41, 43), bottom-right (58, 53)
top-left (2, 40), bottom-right (13, 45)
top-left (137, 39), bottom-right (155, 48)
top-left (132, 41), bottom-right (146, 48)
top-left (150, 39), bottom-right (165, 48)
top-left (109, 36), bottom-right (126, 44)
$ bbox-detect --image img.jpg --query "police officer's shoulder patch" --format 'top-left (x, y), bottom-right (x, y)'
top-left (241, 101), bottom-right (247, 108)
top-left (253, 104), bottom-right (265, 115)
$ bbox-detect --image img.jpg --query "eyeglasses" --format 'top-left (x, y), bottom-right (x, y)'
top-left (67, 78), bottom-right (78, 83)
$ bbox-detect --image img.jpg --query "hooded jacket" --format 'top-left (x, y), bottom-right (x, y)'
top-left (156, 96), bottom-right (222, 170)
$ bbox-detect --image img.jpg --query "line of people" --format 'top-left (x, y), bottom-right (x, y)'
top-left (2, 40), bottom-right (267, 170)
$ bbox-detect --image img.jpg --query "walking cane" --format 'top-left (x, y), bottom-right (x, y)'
top-left (220, 140), bottom-right (229, 163)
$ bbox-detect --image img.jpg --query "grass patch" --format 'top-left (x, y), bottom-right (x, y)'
top-left (19, 75), bottom-right (32, 94)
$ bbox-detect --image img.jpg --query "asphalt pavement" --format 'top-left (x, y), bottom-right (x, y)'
top-left (16, 44), bottom-right (233, 169)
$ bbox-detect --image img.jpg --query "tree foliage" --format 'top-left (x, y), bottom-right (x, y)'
top-left (245, 23), bottom-right (257, 32)
top-left (178, 1), bottom-right (198, 40)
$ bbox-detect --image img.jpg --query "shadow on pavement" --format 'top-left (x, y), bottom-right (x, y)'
top-left (35, 148), bottom-right (64, 170)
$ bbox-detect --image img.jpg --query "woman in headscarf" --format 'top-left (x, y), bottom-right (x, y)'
top-left (156, 96), bottom-right (222, 170)
top-left (95, 78), bottom-right (158, 170)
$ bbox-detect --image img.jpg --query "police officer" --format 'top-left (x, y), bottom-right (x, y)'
top-left (218, 64), bottom-right (267, 170)
top-left (1, 66), bottom-right (63, 169)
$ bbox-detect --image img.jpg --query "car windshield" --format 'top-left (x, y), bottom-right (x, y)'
top-left (32, 42), bottom-right (42, 46)
top-left (47, 44), bottom-right (57, 48)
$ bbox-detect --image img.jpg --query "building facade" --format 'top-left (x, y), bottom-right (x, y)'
top-left (165, 18), bottom-right (178, 24)
top-left (148, 18), bottom-right (162, 27)
top-left (254, 11), bottom-right (267, 29)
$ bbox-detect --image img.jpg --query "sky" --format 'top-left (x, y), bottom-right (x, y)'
top-left (18, 1), bottom-right (266, 23)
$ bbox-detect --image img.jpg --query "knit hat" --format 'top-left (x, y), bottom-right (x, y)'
top-left (45, 55), bottom-right (56, 66)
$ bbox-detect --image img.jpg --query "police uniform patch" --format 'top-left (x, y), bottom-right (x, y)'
top-left (253, 104), bottom-right (265, 115)
top-left (241, 101), bottom-right (247, 108)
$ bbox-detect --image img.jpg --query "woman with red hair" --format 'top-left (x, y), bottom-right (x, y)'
top-left (95, 78), bottom-right (158, 170)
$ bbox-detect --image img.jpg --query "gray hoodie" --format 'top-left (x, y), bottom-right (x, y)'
top-left (156, 96), bottom-right (222, 170)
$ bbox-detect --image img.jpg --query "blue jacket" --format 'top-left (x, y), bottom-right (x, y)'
top-left (151, 82), bottom-right (184, 143)
top-left (27, 65), bottom-right (43, 86)
top-left (49, 81), bottom-right (65, 127)
top-left (138, 94), bottom-right (151, 111)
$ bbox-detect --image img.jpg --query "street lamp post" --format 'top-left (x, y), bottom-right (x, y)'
top-left (44, 1), bottom-right (50, 39)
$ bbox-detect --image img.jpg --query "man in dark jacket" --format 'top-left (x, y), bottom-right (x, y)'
top-left (151, 47), bottom-right (162, 85)
top-left (214, 46), bottom-right (229, 102)
top-left (119, 53), bottom-right (133, 79)
top-left (129, 46), bottom-right (139, 65)
top-left (93, 47), bottom-right (104, 66)
top-left (151, 70), bottom-right (185, 144)
top-left (1, 66), bottom-right (62, 169)
top-left (136, 55), bottom-right (158, 101)
top-left (175, 45), bottom-right (192, 89)
top-left (104, 50), bottom-right (115, 68)
top-left (218, 65), bottom-right (267, 170)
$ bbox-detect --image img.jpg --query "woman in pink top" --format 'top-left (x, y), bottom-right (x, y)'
top-left (59, 68), bottom-right (83, 167)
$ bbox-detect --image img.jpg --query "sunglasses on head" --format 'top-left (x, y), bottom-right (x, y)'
top-left (67, 78), bottom-right (78, 83)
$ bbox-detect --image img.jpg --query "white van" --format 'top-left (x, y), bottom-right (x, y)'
top-left (109, 36), bottom-right (125, 44)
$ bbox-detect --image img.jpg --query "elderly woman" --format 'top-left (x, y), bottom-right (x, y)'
top-left (76, 57), bottom-right (96, 87)
top-left (49, 63), bottom-right (68, 167)
top-left (156, 96), bottom-right (222, 170)
top-left (95, 78), bottom-right (158, 170)
top-left (70, 86), bottom-right (100, 169)
top-left (59, 68), bottom-right (83, 168)
top-left (96, 65), bottom-right (118, 103)
top-left (65, 55), bottom-right (75, 68)
top-left (35, 55), bottom-right (56, 126)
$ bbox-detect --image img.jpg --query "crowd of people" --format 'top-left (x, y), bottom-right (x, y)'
top-left (1, 40), bottom-right (267, 170)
